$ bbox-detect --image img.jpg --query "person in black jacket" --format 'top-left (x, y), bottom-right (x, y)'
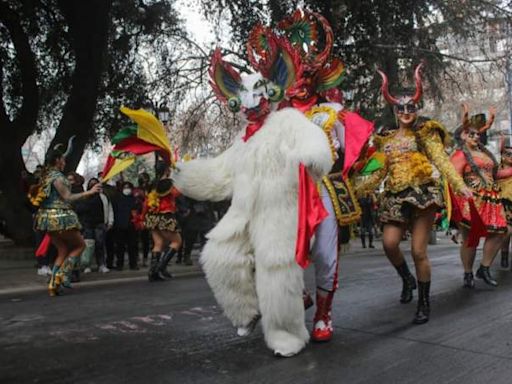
top-left (180, 197), bottom-right (215, 265)
top-left (75, 178), bottom-right (114, 273)
top-left (113, 182), bottom-right (138, 270)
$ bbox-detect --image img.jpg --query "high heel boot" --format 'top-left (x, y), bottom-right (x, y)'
top-left (476, 265), bottom-right (498, 287)
top-left (148, 252), bottom-right (164, 282)
top-left (395, 262), bottom-right (417, 303)
top-left (412, 280), bottom-right (430, 324)
top-left (48, 266), bottom-right (63, 297)
top-left (157, 248), bottom-right (177, 279)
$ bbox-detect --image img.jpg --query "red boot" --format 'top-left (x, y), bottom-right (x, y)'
top-left (311, 291), bottom-right (334, 342)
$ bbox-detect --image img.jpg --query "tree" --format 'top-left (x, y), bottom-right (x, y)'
top-left (199, 0), bottom-right (512, 117)
top-left (0, 0), bottom-right (187, 243)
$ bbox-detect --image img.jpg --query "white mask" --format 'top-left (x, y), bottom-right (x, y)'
top-left (122, 188), bottom-right (132, 196)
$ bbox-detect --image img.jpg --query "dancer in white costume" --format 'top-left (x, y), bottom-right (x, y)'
top-left (173, 39), bottom-right (332, 357)
top-left (247, 10), bottom-right (373, 342)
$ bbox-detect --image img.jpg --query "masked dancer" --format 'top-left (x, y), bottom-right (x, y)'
top-left (31, 139), bottom-right (101, 296)
top-left (173, 37), bottom-right (332, 357)
top-left (357, 64), bottom-right (472, 324)
top-left (144, 161), bottom-right (182, 281)
top-left (451, 105), bottom-right (511, 287)
top-left (261, 10), bottom-right (373, 342)
top-left (498, 135), bottom-right (512, 269)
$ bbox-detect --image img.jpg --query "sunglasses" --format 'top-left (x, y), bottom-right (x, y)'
top-left (395, 104), bottom-right (417, 114)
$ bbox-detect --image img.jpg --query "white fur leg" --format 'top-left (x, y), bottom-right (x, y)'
top-left (200, 235), bottom-right (259, 329)
top-left (255, 261), bottom-right (309, 357)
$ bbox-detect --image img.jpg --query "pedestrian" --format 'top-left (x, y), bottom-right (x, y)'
top-left (113, 181), bottom-right (138, 270)
top-left (180, 197), bottom-right (215, 265)
top-left (133, 172), bottom-right (151, 267)
top-left (76, 177), bottom-right (113, 273)
top-left (144, 161), bottom-right (182, 281)
top-left (102, 179), bottom-right (120, 269)
top-left (358, 193), bottom-right (375, 248)
top-left (31, 139), bottom-right (101, 296)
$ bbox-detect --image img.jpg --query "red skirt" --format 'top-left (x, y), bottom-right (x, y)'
top-left (453, 188), bottom-right (507, 233)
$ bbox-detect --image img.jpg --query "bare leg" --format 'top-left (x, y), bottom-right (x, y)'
top-left (409, 206), bottom-right (435, 324)
top-left (410, 207), bottom-right (435, 282)
top-left (382, 223), bottom-right (416, 303)
top-left (481, 234), bottom-right (505, 267)
top-left (50, 233), bottom-right (68, 267)
top-left (459, 228), bottom-right (477, 272)
top-left (382, 224), bottom-right (405, 267)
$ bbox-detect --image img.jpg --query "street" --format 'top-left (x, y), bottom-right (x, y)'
top-left (2, 239), bottom-right (512, 384)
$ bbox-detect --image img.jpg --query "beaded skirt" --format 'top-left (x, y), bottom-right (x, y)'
top-left (35, 208), bottom-right (82, 232)
top-left (379, 182), bottom-right (443, 224)
top-left (144, 212), bottom-right (181, 232)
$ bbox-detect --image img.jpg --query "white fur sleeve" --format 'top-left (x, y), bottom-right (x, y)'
top-left (172, 142), bottom-right (237, 202)
top-left (272, 108), bottom-right (333, 180)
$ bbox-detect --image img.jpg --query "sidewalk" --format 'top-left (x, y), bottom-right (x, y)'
top-left (0, 232), bottom-right (461, 296)
top-left (0, 250), bottom-right (203, 296)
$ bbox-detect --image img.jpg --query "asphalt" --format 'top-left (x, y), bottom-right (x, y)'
top-left (2, 235), bottom-right (512, 384)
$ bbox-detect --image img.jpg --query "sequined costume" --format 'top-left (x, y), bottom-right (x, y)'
top-left (451, 150), bottom-right (509, 233)
top-left (34, 169), bottom-right (81, 232)
top-left (358, 120), bottom-right (466, 223)
top-left (144, 179), bottom-right (181, 233)
top-left (498, 170), bottom-right (512, 226)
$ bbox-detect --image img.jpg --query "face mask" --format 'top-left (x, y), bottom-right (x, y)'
top-left (122, 188), bottom-right (132, 196)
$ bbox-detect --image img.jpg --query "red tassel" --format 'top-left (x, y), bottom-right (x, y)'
top-left (35, 234), bottom-right (51, 258)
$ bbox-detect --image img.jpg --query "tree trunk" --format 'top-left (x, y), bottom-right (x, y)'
top-left (49, 0), bottom-right (113, 172)
top-left (0, 1), bottom-right (39, 245)
top-left (0, 130), bottom-right (34, 244)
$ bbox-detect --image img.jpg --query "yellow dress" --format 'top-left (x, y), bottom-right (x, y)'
top-left (498, 168), bottom-right (512, 225)
top-left (357, 120), bottom-right (466, 224)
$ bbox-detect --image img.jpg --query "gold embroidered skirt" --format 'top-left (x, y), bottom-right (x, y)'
top-left (379, 183), bottom-right (443, 224)
top-left (35, 208), bottom-right (82, 232)
top-left (144, 212), bottom-right (181, 232)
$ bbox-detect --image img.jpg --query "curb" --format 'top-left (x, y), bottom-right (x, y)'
top-left (0, 269), bottom-right (204, 297)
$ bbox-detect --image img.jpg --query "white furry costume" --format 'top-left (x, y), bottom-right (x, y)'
top-left (173, 107), bottom-right (332, 356)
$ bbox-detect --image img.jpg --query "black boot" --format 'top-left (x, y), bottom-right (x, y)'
top-left (184, 253), bottom-right (193, 266)
top-left (148, 252), bottom-right (164, 282)
top-left (412, 281), bottom-right (430, 324)
top-left (157, 248), bottom-right (177, 279)
top-left (463, 272), bottom-right (475, 288)
top-left (501, 250), bottom-right (509, 269)
top-left (368, 233), bottom-right (375, 248)
top-left (476, 265), bottom-right (498, 287)
top-left (361, 235), bottom-right (366, 248)
top-left (395, 262), bottom-right (417, 303)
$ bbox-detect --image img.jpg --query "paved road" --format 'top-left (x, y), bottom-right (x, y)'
top-left (2, 239), bottom-right (512, 384)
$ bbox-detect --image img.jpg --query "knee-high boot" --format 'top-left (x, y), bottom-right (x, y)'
top-left (395, 262), bottom-right (417, 303)
top-left (311, 290), bottom-right (335, 342)
top-left (60, 256), bottom-right (80, 288)
top-left (157, 248), bottom-right (177, 279)
top-left (148, 252), bottom-right (164, 282)
top-left (413, 280), bottom-right (430, 324)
